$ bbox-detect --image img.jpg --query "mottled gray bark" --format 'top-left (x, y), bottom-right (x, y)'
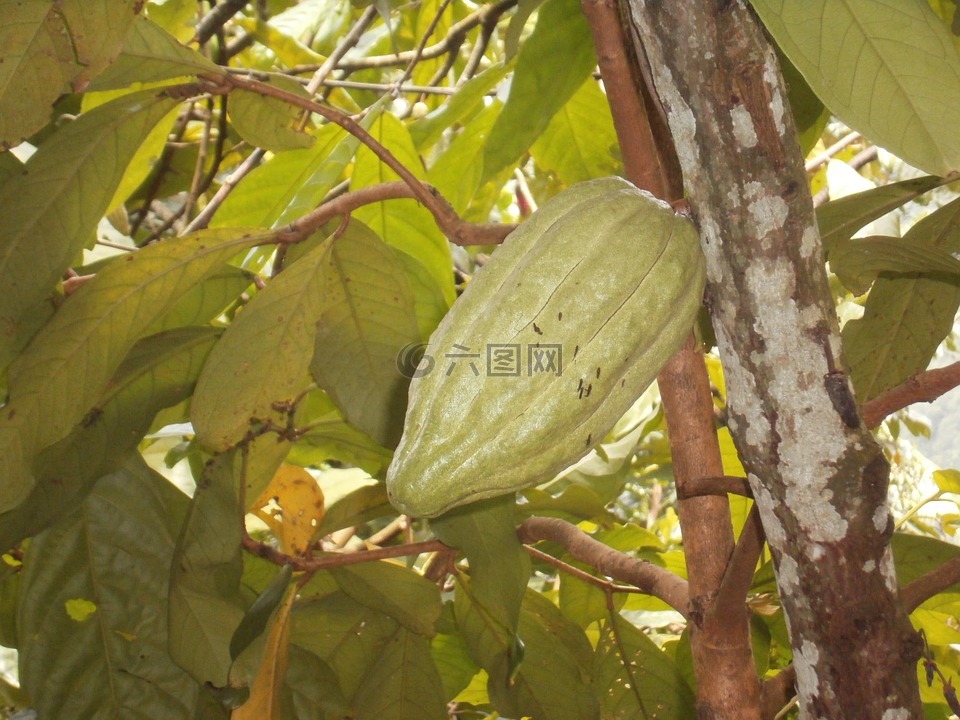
top-left (623, 2), bottom-right (923, 718)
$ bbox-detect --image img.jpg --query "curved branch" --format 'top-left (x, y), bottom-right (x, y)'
top-left (901, 554), bottom-right (960, 613)
top-left (517, 516), bottom-right (690, 616)
top-left (861, 361), bottom-right (960, 429)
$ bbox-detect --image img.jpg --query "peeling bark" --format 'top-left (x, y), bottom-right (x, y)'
top-left (622, 2), bottom-right (923, 718)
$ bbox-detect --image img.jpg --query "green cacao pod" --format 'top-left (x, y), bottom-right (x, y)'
top-left (386, 177), bottom-right (705, 517)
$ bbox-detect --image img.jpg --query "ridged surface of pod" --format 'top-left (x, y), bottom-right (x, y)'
top-left (386, 177), bottom-right (705, 517)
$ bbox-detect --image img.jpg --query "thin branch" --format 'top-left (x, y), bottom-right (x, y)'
top-left (804, 131), bottom-right (861, 173)
top-left (677, 475), bottom-right (753, 499)
top-left (396, 0), bottom-right (455, 90)
top-left (181, 147), bottom-right (265, 234)
top-left (458, 9), bottom-right (498, 84)
top-left (524, 545), bottom-right (651, 594)
top-left (304, 5), bottom-right (378, 96)
top-left (712, 504), bottom-right (765, 622)
top-left (242, 533), bottom-right (447, 570)
top-left (761, 667), bottom-right (797, 720)
top-left (517, 516), bottom-right (690, 616)
top-left (901, 555), bottom-right (960, 613)
top-left (194, 0), bottom-right (248, 45)
top-left (861, 361), bottom-right (960, 429)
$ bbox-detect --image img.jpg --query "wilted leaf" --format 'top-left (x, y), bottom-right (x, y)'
top-left (250, 465), bottom-right (325, 555)
top-left (233, 582), bottom-right (297, 720)
top-left (749, 0), bottom-right (960, 175)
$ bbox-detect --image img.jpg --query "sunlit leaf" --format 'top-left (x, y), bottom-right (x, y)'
top-left (0, 89), bottom-right (182, 366)
top-left (0, 327), bottom-right (218, 550)
top-left (749, 0), bottom-right (960, 175)
top-left (193, 235), bottom-right (333, 451)
top-left (482, 0), bottom-right (596, 181)
top-left (531, 78), bottom-right (620, 185)
top-left (0, 0), bottom-right (143, 146)
top-left (87, 15), bottom-right (223, 91)
top-left (235, 16), bottom-right (325, 67)
top-left (429, 102), bottom-right (502, 216)
top-left (352, 112), bottom-right (455, 304)
top-left (229, 77), bottom-right (316, 153)
top-left (0, 229), bottom-right (267, 511)
top-left (18, 458), bottom-right (207, 719)
top-left (250, 465), bottom-right (325, 555)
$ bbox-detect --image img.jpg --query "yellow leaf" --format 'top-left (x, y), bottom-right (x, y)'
top-left (250, 464), bottom-right (325, 554)
top-left (65, 598), bottom-right (97, 622)
top-left (231, 585), bottom-right (296, 720)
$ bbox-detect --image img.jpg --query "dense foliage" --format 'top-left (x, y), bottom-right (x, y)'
top-left (3, 1), bottom-right (960, 718)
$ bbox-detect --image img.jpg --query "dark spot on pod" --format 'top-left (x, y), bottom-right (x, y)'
top-left (533, 322), bottom-right (542, 335)
top-left (573, 345), bottom-right (579, 358)
top-left (585, 383), bottom-right (592, 398)
top-left (557, 311), bottom-right (563, 321)
top-left (596, 367), bottom-right (601, 379)
top-left (621, 379), bottom-right (625, 388)
top-left (585, 434), bottom-right (592, 447)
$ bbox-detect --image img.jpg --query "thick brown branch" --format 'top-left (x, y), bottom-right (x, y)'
top-left (861, 361), bottom-right (960, 429)
top-left (517, 516), bottom-right (690, 616)
top-left (677, 475), bottom-right (753, 499)
top-left (761, 666), bottom-right (797, 720)
top-left (901, 555), bottom-right (960, 613)
top-left (712, 505), bottom-right (765, 622)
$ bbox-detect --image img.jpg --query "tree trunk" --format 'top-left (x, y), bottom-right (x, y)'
top-left (622, 2), bottom-right (924, 718)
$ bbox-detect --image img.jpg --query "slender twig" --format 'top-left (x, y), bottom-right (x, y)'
top-left (762, 667), bottom-right (798, 720)
top-left (181, 147), bottom-right (265, 234)
top-left (517, 516), bottom-right (690, 615)
top-left (804, 131), bottom-right (861, 172)
top-left (396, 0), bottom-right (455, 90)
top-left (901, 555), bottom-right (960, 613)
top-left (861, 361), bottom-right (960, 429)
top-left (304, 6), bottom-right (378, 97)
top-left (181, 97), bottom-right (214, 220)
top-left (524, 545), bottom-right (650, 594)
top-left (242, 533), bottom-right (447, 569)
top-left (458, 9), bottom-right (499, 85)
top-left (193, 0), bottom-right (248, 45)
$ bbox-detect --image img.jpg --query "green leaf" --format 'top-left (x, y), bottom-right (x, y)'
top-left (818, 175), bottom-right (954, 251)
top-left (87, 15), bottom-right (223, 91)
top-left (149, 265), bottom-right (254, 333)
top-left (0, 228), bottom-right (267, 511)
top-left (409, 62), bottom-right (511, 150)
top-left (283, 644), bottom-right (352, 720)
top-left (429, 101), bottom-right (503, 216)
top-left (433, 498), bottom-right (530, 668)
top-left (192, 234), bottom-right (334, 451)
top-left (488, 590), bottom-right (598, 720)
top-left (0, 0), bottom-right (142, 146)
top-left (292, 590), bottom-right (400, 698)
top-left (231, 565), bottom-right (294, 661)
top-left (309, 220), bottom-right (425, 448)
top-left (594, 614), bottom-right (696, 719)
top-left (168, 450), bottom-right (246, 686)
top-left (18, 458), bottom-right (209, 719)
top-left (0, 327), bottom-right (218, 550)
top-left (235, 16), bottom-right (325, 67)
top-left (212, 121), bottom-right (358, 229)
top-left (935, 469), bottom-right (960, 494)
top-left (843, 197), bottom-right (960, 401)
top-left (315, 480), bottom-right (394, 537)
top-left (331, 561), bottom-right (442, 636)
top-left (531, 78), bottom-right (620, 185)
top-left (352, 112), bottom-right (455, 304)
top-left (229, 77), bottom-right (316, 153)
top-left (559, 559), bottom-right (625, 628)
top-left (830, 235), bottom-right (960, 295)
top-left (432, 631), bottom-right (481, 702)
top-left (0, 88), bottom-right (181, 365)
top-left (482, 0), bottom-right (597, 181)
top-left (352, 627), bottom-right (448, 720)
top-left (893, 531), bottom-right (960, 589)
top-left (748, 0), bottom-right (960, 175)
